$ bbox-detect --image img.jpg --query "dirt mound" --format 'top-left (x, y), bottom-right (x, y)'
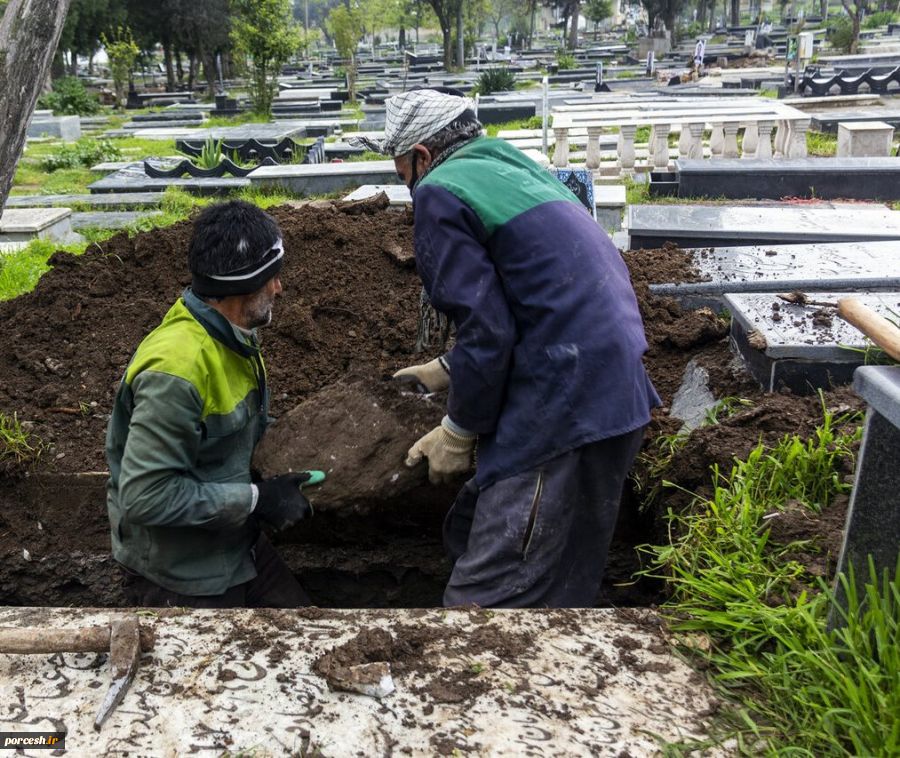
top-left (253, 377), bottom-right (456, 512)
top-left (0, 201), bottom-right (420, 473)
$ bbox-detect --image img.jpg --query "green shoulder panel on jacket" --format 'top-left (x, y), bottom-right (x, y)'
top-left (418, 136), bottom-right (581, 237)
top-left (124, 299), bottom-right (258, 420)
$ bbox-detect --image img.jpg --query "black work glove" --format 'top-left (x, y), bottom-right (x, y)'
top-left (255, 473), bottom-right (314, 531)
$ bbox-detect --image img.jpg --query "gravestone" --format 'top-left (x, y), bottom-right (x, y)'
top-left (26, 114), bottom-right (81, 140)
top-left (650, 240), bottom-right (900, 308)
top-left (250, 160), bottom-right (400, 196)
top-left (343, 185), bottom-right (412, 205)
top-left (836, 121), bottom-right (895, 157)
top-left (0, 208), bottom-right (79, 243)
top-left (674, 158), bottom-right (900, 201)
top-left (828, 365), bottom-right (900, 628)
top-left (552, 168), bottom-right (596, 218)
top-left (724, 291), bottom-right (900, 393)
top-left (628, 205), bottom-right (900, 249)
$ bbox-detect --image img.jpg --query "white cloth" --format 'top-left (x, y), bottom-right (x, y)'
top-left (352, 89), bottom-right (474, 157)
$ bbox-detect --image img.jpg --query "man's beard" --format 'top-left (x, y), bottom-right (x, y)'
top-left (242, 291), bottom-right (275, 329)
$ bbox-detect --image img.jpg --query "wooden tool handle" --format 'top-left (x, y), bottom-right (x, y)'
top-left (0, 624), bottom-right (155, 654)
top-left (837, 298), bottom-right (900, 363)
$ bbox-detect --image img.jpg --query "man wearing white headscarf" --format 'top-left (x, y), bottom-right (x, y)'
top-left (376, 89), bottom-right (659, 608)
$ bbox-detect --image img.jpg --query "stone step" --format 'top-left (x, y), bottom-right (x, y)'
top-left (726, 290), bottom-right (900, 393)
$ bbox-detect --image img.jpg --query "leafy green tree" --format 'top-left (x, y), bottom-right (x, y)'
top-left (426, 0), bottom-right (463, 69)
top-left (584, 0), bottom-right (612, 29)
top-left (102, 25), bottom-right (140, 107)
top-left (838, 0), bottom-right (873, 54)
top-left (231, 0), bottom-right (301, 116)
top-left (327, 4), bottom-right (364, 100)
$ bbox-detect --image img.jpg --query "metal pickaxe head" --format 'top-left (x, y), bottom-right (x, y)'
top-left (93, 616), bottom-right (142, 731)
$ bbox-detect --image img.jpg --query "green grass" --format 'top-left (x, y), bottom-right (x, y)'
top-left (807, 131), bottom-right (838, 157)
top-left (639, 401), bottom-right (900, 755)
top-left (0, 238), bottom-right (86, 302)
top-left (484, 116), bottom-right (543, 137)
top-left (759, 88), bottom-right (778, 99)
top-left (624, 174), bottom-right (650, 204)
top-left (0, 411), bottom-right (43, 470)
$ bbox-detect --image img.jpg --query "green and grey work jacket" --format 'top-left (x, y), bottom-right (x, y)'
top-left (106, 288), bottom-right (269, 595)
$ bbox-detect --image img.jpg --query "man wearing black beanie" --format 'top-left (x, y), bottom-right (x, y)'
top-left (106, 200), bottom-right (314, 608)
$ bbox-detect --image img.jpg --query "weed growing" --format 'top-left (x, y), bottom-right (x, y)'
top-left (0, 412), bottom-right (43, 471)
top-left (807, 131), bottom-right (838, 157)
top-left (639, 401), bottom-right (898, 755)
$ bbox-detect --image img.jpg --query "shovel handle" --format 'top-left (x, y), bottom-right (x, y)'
top-left (0, 624), bottom-right (154, 654)
top-left (837, 298), bottom-right (900, 363)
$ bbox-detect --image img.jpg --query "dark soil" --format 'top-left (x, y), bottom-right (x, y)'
top-left (0, 204), bottom-right (864, 607)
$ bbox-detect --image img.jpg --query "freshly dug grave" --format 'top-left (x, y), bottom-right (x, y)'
top-left (0, 207), bottom-right (863, 607)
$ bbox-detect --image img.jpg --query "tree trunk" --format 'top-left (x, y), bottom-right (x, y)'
top-left (68, 50), bottom-right (77, 76)
top-left (730, 0), bottom-right (740, 25)
top-left (202, 51), bottom-right (217, 99)
top-left (0, 0), bottom-right (73, 212)
top-left (175, 50), bottom-right (184, 86)
top-left (399, 25), bottom-right (406, 49)
top-left (456, 3), bottom-right (464, 68)
top-left (163, 41), bottom-right (176, 92)
top-left (568, 0), bottom-right (580, 49)
top-left (188, 53), bottom-right (196, 92)
top-left (850, 13), bottom-right (861, 53)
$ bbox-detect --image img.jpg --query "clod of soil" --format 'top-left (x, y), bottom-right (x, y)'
top-left (253, 377), bottom-right (453, 513)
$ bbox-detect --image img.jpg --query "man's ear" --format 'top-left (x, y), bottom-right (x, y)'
top-left (413, 144), bottom-right (433, 168)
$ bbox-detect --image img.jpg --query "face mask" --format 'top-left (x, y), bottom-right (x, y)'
top-left (407, 151), bottom-right (420, 192)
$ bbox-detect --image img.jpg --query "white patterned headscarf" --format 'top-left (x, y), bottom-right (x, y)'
top-left (352, 89), bottom-right (475, 157)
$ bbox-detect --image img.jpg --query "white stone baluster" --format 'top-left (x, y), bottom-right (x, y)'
top-left (653, 123), bottom-right (670, 169)
top-left (646, 124), bottom-right (656, 159)
top-left (687, 123), bottom-right (704, 159)
top-left (741, 122), bottom-right (759, 158)
top-left (773, 119), bottom-right (787, 158)
top-left (722, 122), bottom-right (740, 158)
top-left (585, 126), bottom-right (602, 170)
top-left (710, 122), bottom-right (725, 157)
top-left (788, 118), bottom-right (810, 158)
top-left (619, 124), bottom-right (637, 172)
top-left (553, 127), bottom-right (570, 168)
top-left (755, 121), bottom-right (774, 159)
top-left (678, 123), bottom-right (691, 158)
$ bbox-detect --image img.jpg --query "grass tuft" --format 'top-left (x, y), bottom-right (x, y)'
top-left (638, 400), bottom-right (900, 755)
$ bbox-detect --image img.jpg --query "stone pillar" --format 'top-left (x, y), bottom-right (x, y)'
top-left (553, 127), bottom-right (570, 168)
top-left (646, 124), bottom-right (656, 159)
top-left (773, 119), bottom-right (787, 158)
top-left (585, 126), bottom-right (602, 170)
top-left (755, 121), bottom-right (774, 159)
top-left (678, 123), bottom-right (691, 158)
top-left (709, 122), bottom-right (724, 158)
top-left (722, 122), bottom-right (740, 158)
top-left (828, 366), bottom-right (900, 630)
top-left (741, 122), bottom-right (759, 158)
top-left (619, 124), bottom-right (637, 171)
top-left (787, 118), bottom-right (810, 158)
top-left (687, 123), bottom-right (704, 159)
top-left (653, 123), bottom-right (670, 169)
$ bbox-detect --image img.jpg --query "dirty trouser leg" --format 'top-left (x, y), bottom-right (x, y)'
top-left (119, 534), bottom-right (309, 608)
top-left (244, 532), bottom-right (311, 608)
top-left (442, 427), bottom-right (646, 608)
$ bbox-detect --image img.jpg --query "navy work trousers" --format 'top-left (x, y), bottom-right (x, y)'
top-left (443, 427), bottom-right (646, 608)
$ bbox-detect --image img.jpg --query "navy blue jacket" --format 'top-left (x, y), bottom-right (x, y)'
top-left (414, 137), bottom-right (660, 487)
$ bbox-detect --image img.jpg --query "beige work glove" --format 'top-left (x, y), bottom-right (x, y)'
top-left (392, 356), bottom-right (450, 393)
top-left (405, 418), bottom-right (475, 485)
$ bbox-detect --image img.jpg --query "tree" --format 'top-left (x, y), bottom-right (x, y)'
top-left (641, 0), bottom-right (684, 35)
top-left (327, 4), bottom-right (363, 100)
top-left (231, 0), bottom-right (301, 116)
top-left (427, 0), bottom-right (463, 69)
top-left (0, 0), bottom-right (73, 211)
top-left (838, 0), bottom-right (873, 54)
top-left (584, 0), bottom-right (612, 30)
top-left (102, 26), bottom-right (140, 107)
